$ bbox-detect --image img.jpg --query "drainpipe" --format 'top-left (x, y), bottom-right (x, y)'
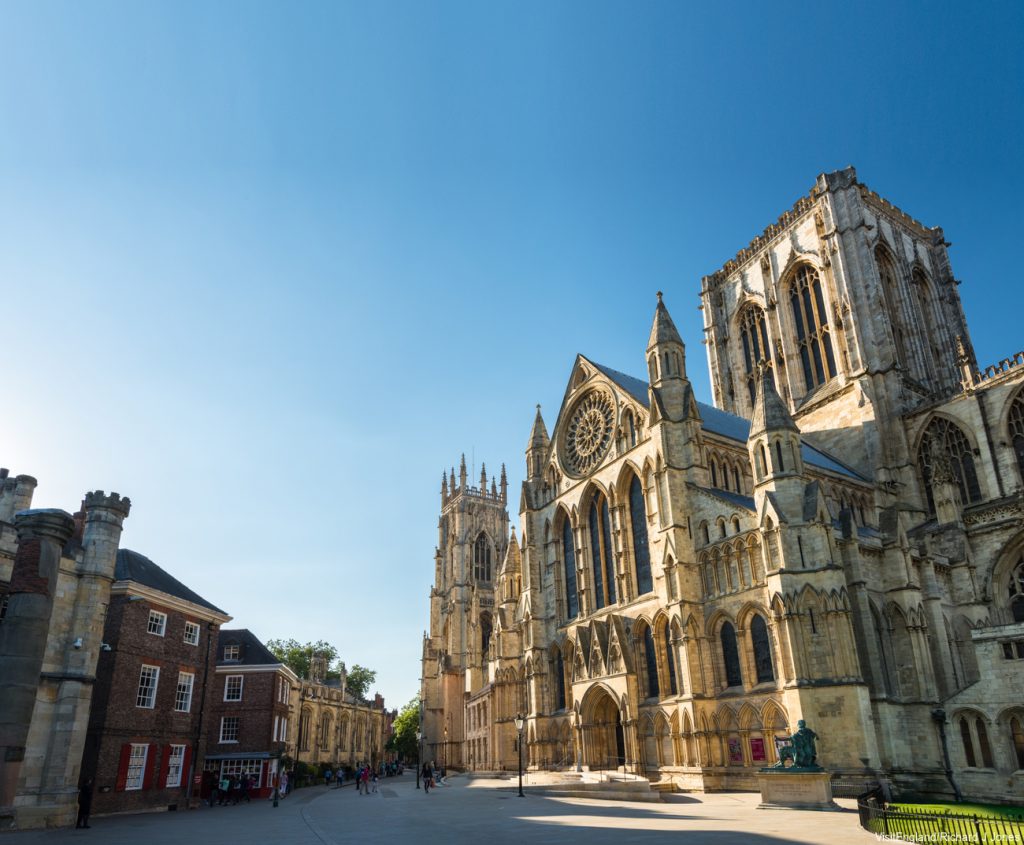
top-left (931, 708), bottom-right (963, 802)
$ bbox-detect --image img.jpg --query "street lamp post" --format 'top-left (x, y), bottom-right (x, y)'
top-left (514, 714), bottom-right (525, 798)
top-left (416, 730), bottom-right (422, 789)
top-left (443, 724), bottom-right (448, 774)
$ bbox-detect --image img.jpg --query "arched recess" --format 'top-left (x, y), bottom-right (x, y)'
top-left (658, 617), bottom-right (678, 696)
top-left (887, 604), bottom-right (920, 699)
top-left (911, 266), bottom-right (943, 385)
top-left (875, 245), bottom-right (919, 379)
top-left (917, 415), bottom-right (983, 513)
top-left (579, 685), bottom-right (626, 769)
top-left (1001, 707), bottom-right (1024, 771)
top-left (749, 614), bottom-right (776, 684)
top-left (869, 601), bottom-right (896, 697)
top-left (636, 619), bottom-right (660, 699)
top-left (550, 645), bottom-right (567, 711)
top-left (955, 709), bottom-right (995, 769)
top-left (786, 263), bottom-right (837, 394)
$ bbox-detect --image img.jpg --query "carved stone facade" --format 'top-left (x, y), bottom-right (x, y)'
top-left (426, 169), bottom-right (1024, 803)
top-left (0, 473), bottom-right (131, 830)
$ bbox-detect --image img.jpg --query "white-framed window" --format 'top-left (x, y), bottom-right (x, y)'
top-left (273, 715), bottom-right (280, 742)
top-left (280, 716), bottom-right (288, 741)
top-left (125, 743), bottom-right (148, 790)
top-left (278, 677), bottom-right (290, 704)
top-left (183, 621), bottom-right (200, 645)
top-left (175, 672), bottom-right (195, 712)
top-left (218, 759), bottom-right (263, 788)
top-left (224, 675), bottom-right (244, 702)
top-left (165, 744), bottom-right (186, 788)
top-left (220, 716), bottom-right (240, 743)
top-left (223, 644), bottom-right (240, 661)
top-left (136, 665), bottom-right (160, 708)
top-left (147, 610), bottom-right (167, 636)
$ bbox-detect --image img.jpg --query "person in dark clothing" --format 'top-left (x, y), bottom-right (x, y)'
top-left (421, 762), bottom-right (432, 793)
top-left (76, 778), bottom-right (94, 829)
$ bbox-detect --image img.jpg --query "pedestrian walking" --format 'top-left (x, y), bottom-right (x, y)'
top-left (421, 762), bottom-right (432, 793)
top-left (324, 768), bottom-right (332, 787)
top-left (76, 777), bottom-right (93, 829)
top-left (371, 772), bottom-right (378, 793)
top-left (279, 770), bottom-right (289, 799)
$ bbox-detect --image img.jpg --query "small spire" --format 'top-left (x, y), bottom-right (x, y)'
top-left (441, 473), bottom-right (448, 495)
top-left (499, 463), bottom-right (508, 502)
top-left (490, 477), bottom-right (497, 497)
top-left (450, 467), bottom-right (456, 491)
top-left (528, 405), bottom-right (550, 447)
top-left (749, 368), bottom-right (798, 438)
top-left (459, 454), bottom-right (468, 487)
top-left (480, 462), bottom-right (487, 490)
top-left (647, 291), bottom-right (684, 351)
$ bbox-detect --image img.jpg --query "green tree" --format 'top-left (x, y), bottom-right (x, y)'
top-left (345, 664), bottom-right (377, 700)
top-left (386, 695), bottom-right (420, 761)
top-left (265, 638), bottom-right (342, 680)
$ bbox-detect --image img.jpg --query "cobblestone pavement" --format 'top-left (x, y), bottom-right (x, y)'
top-left (5, 774), bottom-right (874, 845)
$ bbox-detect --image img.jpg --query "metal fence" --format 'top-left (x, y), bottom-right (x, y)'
top-left (831, 778), bottom-right (879, 798)
top-left (857, 792), bottom-right (1024, 845)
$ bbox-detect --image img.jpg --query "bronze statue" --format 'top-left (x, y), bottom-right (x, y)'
top-left (772, 720), bottom-right (821, 770)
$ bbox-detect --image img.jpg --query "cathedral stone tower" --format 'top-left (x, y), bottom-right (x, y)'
top-left (421, 455), bottom-right (508, 769)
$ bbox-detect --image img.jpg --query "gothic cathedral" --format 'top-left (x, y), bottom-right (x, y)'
top-left (422, 167), bottom-right (1024, 802)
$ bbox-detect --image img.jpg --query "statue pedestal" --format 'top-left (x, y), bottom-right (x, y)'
top-left (757, 769), bottom-right (839, 811)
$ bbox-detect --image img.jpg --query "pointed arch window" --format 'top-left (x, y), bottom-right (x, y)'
top-left (481, 613), bottom-right (493, 655)
top-left (1011, 715), bottom-right (1024, 770)
top-left (739, 305), bottom-right (773, 405)
top-left (561, 518), bottom-right (579, 620)
top-left (876, 248), bottom-right (914, 375)
top-left (788, 264), bottom-right (837, 392)
top-left (601, 499), bottom-right (617, 604)
top-left (750, 615), bottom-right (775, 684)
top-left (643, 626), bottom-right (660, 698)
top-left (554, 650), bottom-right (566, 711)
top-left (474, 533), bottom-right (492, 581)
top-left (662, 620), bottom-right (678, 696)
top-left (1009, 557), bottom-right (1024, 624)
top-left (588, 502), bottom-right (606, 611)
top-left (918, 417), bottom-right (982, 512)
top-left (960, 716), bottom-right (976, 767)
top-left (721, 622), bottom-right (742, 688)
top-left (630, 476), bottom-right (653, 595)
top-left (1009, 392), bottom-right (1024, 482)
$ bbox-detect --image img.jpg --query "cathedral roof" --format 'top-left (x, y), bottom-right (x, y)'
top-left (588, 359), bottom-right (865, 481)
top-left (115, 548), bottom-right (226, 614)
top-left (696, 486), bottom-right (756, 512)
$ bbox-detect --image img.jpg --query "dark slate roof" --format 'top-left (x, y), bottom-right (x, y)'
top-left (217, 628), bottom-right (281, 666)
top-left (697, 486), bottom-right (757, 512)
top-left (115, 549), bottom-right (226, 614)
top-left (590, 360), bottom-right (867, 482)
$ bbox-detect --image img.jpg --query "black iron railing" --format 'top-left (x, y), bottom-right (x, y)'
top-left (857, 792), bottom-right (1024, 845)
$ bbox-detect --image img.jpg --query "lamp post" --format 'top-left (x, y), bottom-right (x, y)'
top-left (514, 714), bottom-right (525, 798)
top-left (443, 724), bottom-right (448, 774)
top-left (416, 729), bottom-right (422, 789)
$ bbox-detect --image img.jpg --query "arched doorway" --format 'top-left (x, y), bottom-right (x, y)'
top-left (581, 687), bottom-right (626, 769)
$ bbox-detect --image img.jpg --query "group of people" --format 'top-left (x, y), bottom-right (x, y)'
top-left (209, 772), bottom-right (255, 806)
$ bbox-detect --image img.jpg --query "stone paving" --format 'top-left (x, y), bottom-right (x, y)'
top-left (4, 774), bottom-right (875, 845)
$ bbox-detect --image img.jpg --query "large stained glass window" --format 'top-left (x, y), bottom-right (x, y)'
top-left (750, 615), bottom-right (775, 683)
top-left (643, 626), bottom-right (660, 698)
top-left (721, 622), bottom-right (742, 688)
top-left (789, 264), bottom-right (837, 392)
top-left (739, 305), bottom-right (773, 405)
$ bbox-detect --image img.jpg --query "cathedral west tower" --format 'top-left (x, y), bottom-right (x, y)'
top-left (421, 456), bottom-right (509, 769)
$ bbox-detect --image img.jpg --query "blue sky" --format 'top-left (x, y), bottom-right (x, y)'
top-left (1, 1), bottom-right (1021, 708)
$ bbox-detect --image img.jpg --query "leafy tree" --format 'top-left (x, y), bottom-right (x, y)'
top-left (266, 638), bottom-right (342, 680)
top-left (345, 664), bottom-right (377, 700)
top-left (386, 695), bottom-right (420, 761)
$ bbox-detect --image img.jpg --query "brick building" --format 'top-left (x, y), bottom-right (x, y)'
top-left (205, 629), bottom-right (298, 798)
top-left (82, 550), bottom-right (230, 816)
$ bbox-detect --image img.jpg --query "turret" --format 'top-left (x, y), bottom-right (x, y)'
top-left (646, 293), bottom-right (690, 420)
top-left (441, 472), bottom-right (449, 505)
top-left (526, 405), bottom-right (550, 480)
top-left (480, 462), bottom-right (487, 491)
top-left (499, 464), bottom-right (508, 503)
top-left (459, 454), bottom-right (468, 491)
top-left (748, 368), bottom-right (804, 487)
top-left (0, 472), bottom-right (38, 523)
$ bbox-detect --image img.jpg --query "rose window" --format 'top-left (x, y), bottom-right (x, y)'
top-left (564, 391), bottom-right (614, 476)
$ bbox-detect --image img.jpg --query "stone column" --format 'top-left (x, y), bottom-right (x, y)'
top-left (0, 509), bottom-right (75, 818)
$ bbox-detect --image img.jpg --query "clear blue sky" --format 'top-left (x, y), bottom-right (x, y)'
top-left (1, 1), bottom-right (1021, 708)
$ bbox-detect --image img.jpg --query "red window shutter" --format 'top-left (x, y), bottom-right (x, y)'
top-left (142, 743), bottom-right (159, 790)
top-left (182, 747), bottom-right (193, 790)
top-left (115, 743), bottom-right (132, 791)
top-left (159, 744), bottom-right (172, 788)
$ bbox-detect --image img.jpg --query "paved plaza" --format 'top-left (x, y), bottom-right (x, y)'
top-left (5, 774), bottom-right (873, 845)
